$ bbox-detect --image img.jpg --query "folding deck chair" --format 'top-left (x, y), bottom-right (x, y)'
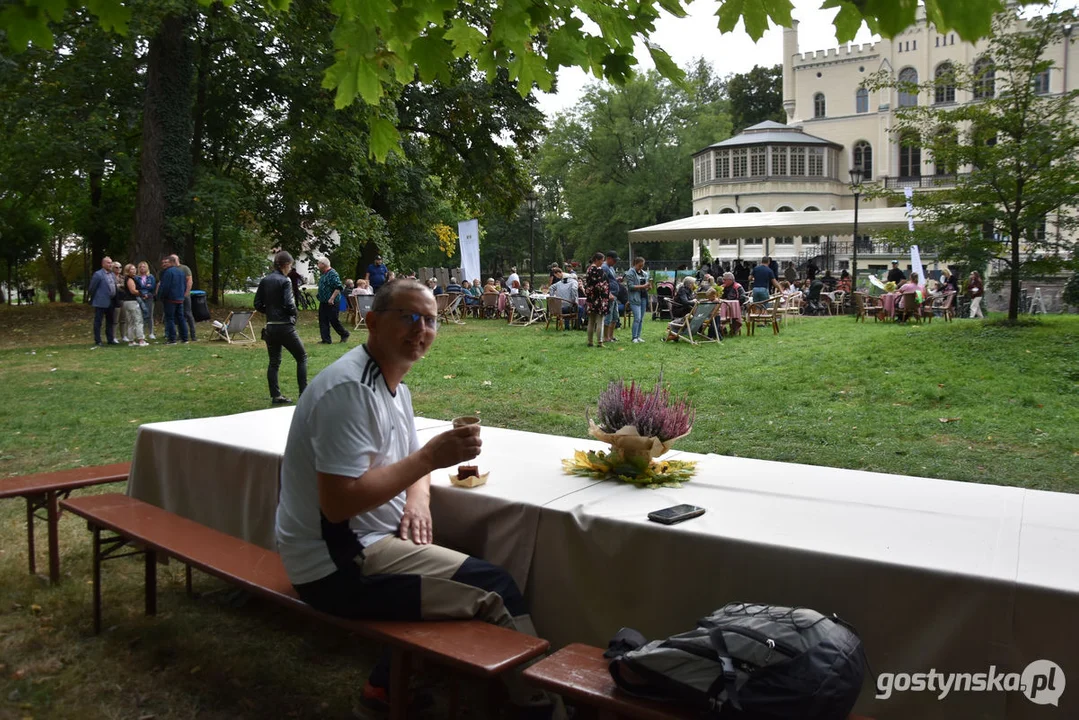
top-left (209, 311), bottom-right (257, 344)
top-left (508, 294), bottom-right (544, 326)
top-left (667, 301), bottom-right (722, 345)
top-left (438, 293), bottom-right (466, 325)
top-left (352, 295), bottom-right (374, 330)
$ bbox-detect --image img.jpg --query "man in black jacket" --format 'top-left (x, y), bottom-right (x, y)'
top-left (254, 251), bottom-right (307, 405)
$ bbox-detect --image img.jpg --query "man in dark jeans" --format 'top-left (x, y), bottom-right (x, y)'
top-left (316, 257), bottom-right (350, 344)
top-left (254, 251), bottom-right (307, 405)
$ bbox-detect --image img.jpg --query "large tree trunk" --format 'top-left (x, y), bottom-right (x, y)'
top-left (46, 236), bottom-right (75, 303)
top-left (211, 210), bottom-right (221, 304)
top-left (131, 11), bottom-right (195, 266)
top-left (184, 16), bottom-right (210, 292)
top-left (86, 161), bottom-right (107, 304)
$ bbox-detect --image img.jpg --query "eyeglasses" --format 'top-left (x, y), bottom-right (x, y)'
top-left (380, 308), bottom-right (438, 330)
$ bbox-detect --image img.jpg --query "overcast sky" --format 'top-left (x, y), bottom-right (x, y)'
top-left (533, 0), bottom-right (1078, 119)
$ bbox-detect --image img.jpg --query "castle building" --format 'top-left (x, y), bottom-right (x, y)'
top-left (644, 7), bottom-right (1079, 279)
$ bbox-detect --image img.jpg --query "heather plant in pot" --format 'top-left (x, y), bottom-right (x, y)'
top-left (588, 374), bottom-right (695, 463)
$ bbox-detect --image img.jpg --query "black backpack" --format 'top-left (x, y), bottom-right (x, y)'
top-left (606, 602), bottom-right (867, 720)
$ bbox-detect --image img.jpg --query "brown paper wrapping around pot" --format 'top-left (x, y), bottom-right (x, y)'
top-left (587, 420), bottom-right (691, 461)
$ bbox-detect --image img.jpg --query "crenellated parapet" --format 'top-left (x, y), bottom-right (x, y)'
top-left (795, 42), bottom-right (882, 66)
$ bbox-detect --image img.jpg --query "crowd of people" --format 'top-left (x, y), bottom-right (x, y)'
top-left (88, 254), bottom-right (197, 347)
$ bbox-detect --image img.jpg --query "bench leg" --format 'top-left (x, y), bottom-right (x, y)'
top-left (388, 647), bottom-right (411, 720)
top-left (145, 549), bottom-right (157, 617)
top-left (25, 497), bottom-right (36, 576)
top-left (46, 491), bottom-right (60, 583)
top-left (92, 525), bottom-right (102, 635)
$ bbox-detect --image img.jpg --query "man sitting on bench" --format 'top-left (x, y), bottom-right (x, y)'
top-left (275, 278), bottom-right (557, 717)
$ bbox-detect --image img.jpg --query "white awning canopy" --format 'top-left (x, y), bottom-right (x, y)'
top-left (628, 207), bottom-right (918, 243)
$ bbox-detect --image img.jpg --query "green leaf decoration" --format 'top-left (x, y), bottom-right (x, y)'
top-left (368, 115), bottom-right (402, 162)
top-left (561, 448), bottom-right (697, 489)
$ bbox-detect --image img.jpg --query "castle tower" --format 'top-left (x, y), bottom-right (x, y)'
top-left (782, 20), bottom-right (799, 122)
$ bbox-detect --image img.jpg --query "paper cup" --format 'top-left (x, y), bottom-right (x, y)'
top-left (452, 415), bottom-right (481, 429)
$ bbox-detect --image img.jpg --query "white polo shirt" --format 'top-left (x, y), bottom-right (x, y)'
top-left (275, 345), bottom-right (419, 585)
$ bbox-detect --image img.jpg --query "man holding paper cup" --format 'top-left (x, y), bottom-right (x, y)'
top-left (275, 278), bottom-right (558, 716)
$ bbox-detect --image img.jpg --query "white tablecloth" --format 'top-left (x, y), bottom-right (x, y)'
top-left (528, 451), bottom-right (1047, 720)
top-left (128, 408), bottom-right (453, 550)
top-left (125, 411), bottom-right (1079, 720)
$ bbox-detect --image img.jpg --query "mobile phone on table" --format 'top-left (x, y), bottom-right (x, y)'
top-left (647, 504), bottom-right (706, 525)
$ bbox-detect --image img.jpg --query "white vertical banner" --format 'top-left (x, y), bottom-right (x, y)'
top-left (911, 245), bottom-right (925, 286)
top-left (458, 219), bottom-right (480, 284)
top-left (904, 186), bottom-right (915, 232)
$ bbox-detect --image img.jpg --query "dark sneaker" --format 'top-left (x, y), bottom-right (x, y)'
top-left (271, 396), bottom-right (293, 405)
top-left (340, 332), bottom-right (351, 343)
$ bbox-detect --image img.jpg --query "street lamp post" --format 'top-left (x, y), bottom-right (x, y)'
top-left (526, 191), bottom-right (538, 291)
top-left (849, 167), bottom-right (864, 292)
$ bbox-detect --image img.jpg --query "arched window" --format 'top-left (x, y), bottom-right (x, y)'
top-left (703, 210), bottom-right (709, 214)
top-left (852, 140), bottom-right (872, 179)
top-left (719, 208), bottom-right (736, 213)
top-left (898, 68), bottom-right (918, 107)
top-left (899, 131), bottom-right (921, 178)
top-left (814, 93), bottom-right (826, 118)
top-left (973, 56), bottom-right (995, 99)
top-left (744, 207), bottom-right (761, 212)
top-left (934, 63), bottom-right (956, 104)
top-left (855, 87), bottom-right (869, 114)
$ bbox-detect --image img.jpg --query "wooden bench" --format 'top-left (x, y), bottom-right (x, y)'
top-left (60, 493), bottom-right (549, 720)
top-left (0, 462), bottom-right (129, 583)
top-left (523, 643), bottom-right (877, 720)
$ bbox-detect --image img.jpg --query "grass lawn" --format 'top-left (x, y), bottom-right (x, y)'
top-left (0, 301), bottom-right (1077, 718)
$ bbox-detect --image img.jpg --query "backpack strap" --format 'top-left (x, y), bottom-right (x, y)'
top-left (707, 627), bottom-right (742, 711)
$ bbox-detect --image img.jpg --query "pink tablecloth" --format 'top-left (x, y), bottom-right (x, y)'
top-left (880, 293), bottom-right (898, 318)
top-left (720, 299), bottom-right (742, 321)
top-left (497, 292), bottom-right (508, 314)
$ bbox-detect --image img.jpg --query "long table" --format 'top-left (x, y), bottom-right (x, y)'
top-left (126, 409), bottom-right (1079, 720)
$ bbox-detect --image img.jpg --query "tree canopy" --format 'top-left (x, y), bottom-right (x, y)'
top-left (538, 60), bottom-right (731, 264)
top-left (2, 0), bottom-right (1005, 160)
